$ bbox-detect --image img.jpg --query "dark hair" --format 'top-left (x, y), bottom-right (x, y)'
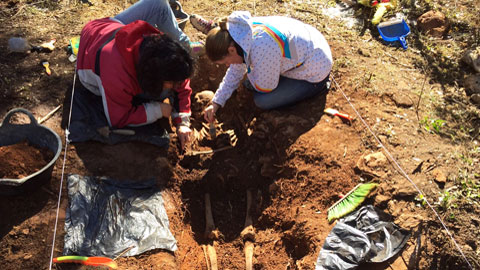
top-left (137, 34), bottom-right (193, 96)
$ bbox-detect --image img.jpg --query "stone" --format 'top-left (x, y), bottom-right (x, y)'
top-left (431, 168), bottom-right (447, 183)
top-left (355, 151), bottom-right (389, 178)
top-left (417, 10), bottom-right (449, 37)
top-left (462, 47), bottom-right (480, 73)
top-left (374, 193), bottom-right (390, 208)
top-left (471, 93), bottom-right (480, 104)
top-left (390, 92), bottom-right (414, 108)
top-left (393, 179), bottom-right (417, 198)
top-left (464, 74), bottom-right (480, 95)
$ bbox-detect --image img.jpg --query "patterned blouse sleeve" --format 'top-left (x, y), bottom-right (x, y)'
top-left (248, 37), bottom-right (282, 92)
top-left (212, 63), bottom-right (247, 107)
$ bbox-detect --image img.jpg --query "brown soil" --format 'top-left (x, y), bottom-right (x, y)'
top-left (0, 140), bottom-right (54, 179)
top-left (0, 1), bottom-right (479, 270)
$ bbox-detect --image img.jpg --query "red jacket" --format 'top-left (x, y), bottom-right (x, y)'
top-left (77, 18), bottom-right (191, 128)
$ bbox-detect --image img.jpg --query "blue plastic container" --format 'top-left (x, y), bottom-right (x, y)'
top-left (377, 19), bottom-right (410, 50)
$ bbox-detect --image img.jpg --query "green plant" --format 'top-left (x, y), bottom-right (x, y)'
top-left (452, 169), bottom-right (480, 204)
top-left (420, 116), bottom-right (445, 134)
top-left (438, 190), bottom-right (454, 210)
top-left (415, 194), bottom-right (427, 207)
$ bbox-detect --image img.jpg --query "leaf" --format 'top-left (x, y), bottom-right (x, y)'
top-left (327, 183), bottom-right (378, 222)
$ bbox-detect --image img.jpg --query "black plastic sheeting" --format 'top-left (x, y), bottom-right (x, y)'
top-left (63, 174), bottom-right (177, 258)
top-left (316, 205), bottom-right (410, 270)
top-left (68, 83), bottom-right (170, 148)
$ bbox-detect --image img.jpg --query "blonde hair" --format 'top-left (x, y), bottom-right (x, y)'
top-left (205, 17), bottom-right (233, 61)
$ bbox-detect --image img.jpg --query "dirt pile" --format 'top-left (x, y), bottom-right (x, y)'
top-left (0, 140), bottom-right (54, 179)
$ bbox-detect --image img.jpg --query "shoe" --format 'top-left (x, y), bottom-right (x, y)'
top-left (189, 14), bottom-right (217, 35)
top-left (189, 41), bottom-right (205, 56)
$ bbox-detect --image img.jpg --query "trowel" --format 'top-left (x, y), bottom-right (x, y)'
top-left (8, 37), bottom-right (56, 53)
top-left (209, 122), bottom-right (216, 139)
top-left (97, 126), bottom-right (135, 138)
top-left (324, 108), bottom-right (354, 121)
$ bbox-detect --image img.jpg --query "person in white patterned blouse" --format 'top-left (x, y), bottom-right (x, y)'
top-left (202, 11), bottom-right (333, 124)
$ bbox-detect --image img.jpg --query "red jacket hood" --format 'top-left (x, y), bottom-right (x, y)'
top-left (114, 20), bottom-right (161, 77)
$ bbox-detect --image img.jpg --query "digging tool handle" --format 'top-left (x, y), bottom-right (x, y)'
top-left (111, 129), bottom-right (135, 136)
top-left (399, 36), bottom-right (408, 50)
top-left (209, 122), bottom-right (216, 138)
top-left (336, 112), bottom-right (354, 121)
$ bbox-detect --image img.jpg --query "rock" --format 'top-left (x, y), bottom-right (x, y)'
top-left (431, 168), bottom-right (447, 184)
top-left (355, 152), bottom-right (389, 178)
top-left (374, 193), bottom-right (390, 208)
top-left (464, 74), bottom-right (480, 95)
top-left (471, 93), bottom-right (480, 104)
top-left (358, 47), bottom-right (371, 57)
top-left (392, 179), bottom-right (417, 198)
top-left (390, 93), bottom-right (414, 108)
top-left (462, 244), bottom-right (473, 252)
top-left (417, 10), bottom-right (449, 37)
top-left (472, 216), bottom-right (480, 226)
top-left (462, 47), bottom-right (480, 73)
top-left (398, 213), bottom-right (422, 229)
top-left (360, 152), bottom-right (387, 167)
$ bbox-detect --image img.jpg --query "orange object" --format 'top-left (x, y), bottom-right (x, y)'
top-left (42, 61), bottom-right (51, 75)
top-left (324, 108), bottom-right (354, 121)
top-left (53, 256), bottom-right (118, 269)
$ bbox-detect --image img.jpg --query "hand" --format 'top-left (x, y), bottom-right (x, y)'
top-left (203, 103), bottom-right (220, 123)
top-left (176, 125), bottom-right (191, 150)
top-left (159, 102), bottom-right (172, 118)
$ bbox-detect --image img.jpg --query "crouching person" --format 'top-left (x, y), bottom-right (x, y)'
top-left (70, 16), bottom-right (193, 149)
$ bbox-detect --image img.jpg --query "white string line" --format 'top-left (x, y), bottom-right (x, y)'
top-left (331, 76), bottom-right (473, 270)
top-left (48, 71), bottom-right (76, 270)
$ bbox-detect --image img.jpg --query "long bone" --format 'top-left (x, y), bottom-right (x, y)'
top-left (204, 193), bottom-right (218, 270)
top-left (241, 190), bottom-right (255, 270)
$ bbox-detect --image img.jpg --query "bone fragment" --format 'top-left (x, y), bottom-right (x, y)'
top-left (207, 244), bottom-right (218, 270)
top-left (204, 193), bottom-right (216, 239)
top-left (186, 145), bottom-right (233, 156)
top-left (38, 105), bottom-right (61, 124)
top-left (244, 241), bottom-right (254, 270)
top-left (241, 190), bottom-right (256, 270)
top-left (204, 193), bottom-right (218, 270)
top-left (202, 245), bottom-right (211, 270)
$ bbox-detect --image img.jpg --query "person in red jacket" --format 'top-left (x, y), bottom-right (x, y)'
top-left (75, 0), bottom-right (194, 149)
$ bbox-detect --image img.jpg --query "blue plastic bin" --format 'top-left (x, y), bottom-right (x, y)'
top-left (377, 19), bottom-right (410, 50)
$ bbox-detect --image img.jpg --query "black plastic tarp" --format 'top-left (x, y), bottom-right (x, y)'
top-left (316, 205), bottom-right (410, 270)
top-left (63, 174), bottom-right (177, 257)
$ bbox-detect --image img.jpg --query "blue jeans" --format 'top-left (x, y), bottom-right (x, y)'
top-left (245, 75), bottom-right (330, 110)
top-left (114, 0), bottom-right (190, 50)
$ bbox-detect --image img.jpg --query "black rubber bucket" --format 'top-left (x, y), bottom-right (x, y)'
top-left (0, 108), bottom-right (62, 195)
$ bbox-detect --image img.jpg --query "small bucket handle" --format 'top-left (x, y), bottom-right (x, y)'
top-left (1, 108), bottom-right (39, 128)
top-left (399, 36), bottom-right (408, 50)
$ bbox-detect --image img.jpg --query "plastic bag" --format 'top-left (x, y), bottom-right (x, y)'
top-left (316, 205), bottom-right (410, 270)
top-left (63, 174), bottom-right (177, 257)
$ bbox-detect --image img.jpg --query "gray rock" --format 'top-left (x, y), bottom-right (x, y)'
top-left (465, 74), bottom-right (480, 95)
top-left (462, 47), bottom-right (480, 73)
